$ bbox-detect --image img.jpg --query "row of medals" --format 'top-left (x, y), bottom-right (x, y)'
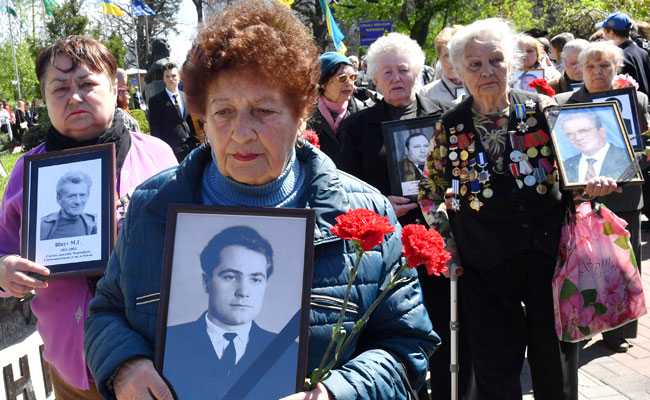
top-left (443, 112), bottom-right (556, 212)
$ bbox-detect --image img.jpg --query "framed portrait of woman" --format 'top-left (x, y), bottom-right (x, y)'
top-left (382, 115), bottom-right (440, 200)
top-left (547, 102), bottom-right (643, 189)
top-left (20, 143), bottom-right (115, 276)
top-left (155, 205), bottom-right (315, 400)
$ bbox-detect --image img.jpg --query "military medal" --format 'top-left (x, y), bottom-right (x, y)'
top-left (540, 145), bottom-right (551, 157)
top-left (449, 151), bottom-right (458, 161)
top-left (460, 150), bottom-right (469, 161)
top-left (469, 197), bottom-right (482, 211)
top-left (510, 150), bottom-right (523, 162)
top-left (524, 175), bottom-right (537, 187)
top-left (526, 116), bottom-right (537, 128)
top-left (525, 99), bottom-right (536, 110)
top-left (482, 187), bottom-right (494, 199)
top-left (460, 184), bottom-right (468, 196)
top-left (526, 147), bottom-right (538, 159)
top-left (515, 104), bottom-right (527, 133)
top-left (536, 184), bottom-right (548, 194)
top-left (451, 179), bottom-right (461, 211)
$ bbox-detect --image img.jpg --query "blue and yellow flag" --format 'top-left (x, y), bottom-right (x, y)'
top-left (319, 0), bottom-right (346, 54)
top-left (101, 0), bottom-right (125, 16)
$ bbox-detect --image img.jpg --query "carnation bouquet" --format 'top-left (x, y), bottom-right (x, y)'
top-left (528, 78), bottom-right (556, 97)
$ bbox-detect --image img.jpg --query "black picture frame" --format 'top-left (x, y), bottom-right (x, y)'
top-left (382, 115), bottom-right (440, 200)
top-left (155, 205), bottom-right (315, 400)
top-left (20, 143), bottom-right (115, 276)
top-left (547, 102), bottom-right (643, 189)
top-left (585, 87), bottom-right (644, 150)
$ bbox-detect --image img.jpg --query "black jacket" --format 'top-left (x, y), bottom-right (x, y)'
top-left (147, 90), bottom-right (197, 154)
top-left (620, 39), bottom-right (650, 96)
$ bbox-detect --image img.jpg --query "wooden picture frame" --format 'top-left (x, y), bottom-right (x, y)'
top-left (20, 143), bottom-right (115, 276)
top-left (547, 102), bottom-right (643, 189)
top-left (382, 115), bottom-right (440, 200)
top-left (586, 87), bottom-right (644, 150)
top-left (155, 205), bottom-right (315, 400)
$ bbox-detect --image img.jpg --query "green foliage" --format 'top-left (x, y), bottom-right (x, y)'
top-left (0, 151), bottom-right (23, 198)
top-left (104, 33), bottom-right (127, 68)
top-left (45, 0), bottom-right (89, 43)
top-left (0, 42), bottom-right (39, 102)
top-left (129, 109), bottom-right (150, 134)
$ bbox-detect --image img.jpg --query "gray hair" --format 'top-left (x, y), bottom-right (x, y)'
top-left (578, 41), bottom-right (624, 71)
top-left (449, 18), bottom-right (521, 73)
top-left (56, 170), bottom-right (92, 197)
top-left (366, 32), bottom-right (425, 81)
top-left (561, 39), bottom-right (589, 62)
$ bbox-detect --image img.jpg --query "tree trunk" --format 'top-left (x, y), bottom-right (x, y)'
top-left (192, 0), bottom-right (203, 23)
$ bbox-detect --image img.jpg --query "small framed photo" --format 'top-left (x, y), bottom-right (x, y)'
top-left (547, 102), bottom-right (643, 189)
top-left (155, 206), bottom-right (315, 400)
top-left (511, 69), bottom-right (545, 92)
top-left (382, 116), bottom-right (439, 199)
top-left (21, 143), bottom-right (115, 276)
top-left (586, 87), bottom-right (644, 150)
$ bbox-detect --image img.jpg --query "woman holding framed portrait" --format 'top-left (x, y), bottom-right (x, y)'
top-left (83, 2), bottom-right (437, 400)
top-left (418, 19), bottom-right (619, 400)
top-left (555, 40), bottom-right (650, 353)
top-left (0, 36), bottom-right (178, 399)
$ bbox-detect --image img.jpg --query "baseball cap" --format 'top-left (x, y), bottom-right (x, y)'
top-left (596, 12), bottom-right (632, 31)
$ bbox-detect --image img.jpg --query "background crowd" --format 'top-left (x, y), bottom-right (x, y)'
top-left (0, 1), bottom-right (649, 400)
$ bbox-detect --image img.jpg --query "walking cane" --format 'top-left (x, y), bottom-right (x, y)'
top-left (450, 262), bottom-right (459, 400)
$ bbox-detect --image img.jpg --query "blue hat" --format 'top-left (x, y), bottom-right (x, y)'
top-left (319, 52), bottom-right (353, 80)
top-left (596, 12), bottom-right (632, 31)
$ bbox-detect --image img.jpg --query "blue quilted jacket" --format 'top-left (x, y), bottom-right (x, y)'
top-left (84, 144), bottom-right (439, 399)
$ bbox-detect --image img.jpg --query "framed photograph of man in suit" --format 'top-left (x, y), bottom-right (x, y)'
top-left (156, 206), bottom-right (315, 400)
top-left (21, 143), bottom-right (115, 276)
top-left (586, 87), bottom-right (644, 150)
top-left (382, 116), bottom-right (439, 200)
top-left (547, 102), bottom-right (643, 189)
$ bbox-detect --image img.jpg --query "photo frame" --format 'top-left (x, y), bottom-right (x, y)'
top-left (546, 102), bottom-right (643, 189)
top-left (21, 143), bottom-right (115, 276)
top-left (155, 205), bottom-right (315, 400)
top-left (586, 87), bottom-right (644, 150)
top-left (511, 69), bottom-right (545, 93)
top-left (382, 115), bottom-right (440, 199)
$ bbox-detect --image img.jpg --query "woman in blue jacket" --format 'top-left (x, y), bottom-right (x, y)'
top-left (83, 1), bottom-right (438, 399)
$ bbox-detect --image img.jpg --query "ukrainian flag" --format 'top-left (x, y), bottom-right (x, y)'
top-left (278, 0), bottom-right (293, 6)
top-left (101, 0), bottom-right (125, 16)
top-left (319, 0), bottom-right (346, 54)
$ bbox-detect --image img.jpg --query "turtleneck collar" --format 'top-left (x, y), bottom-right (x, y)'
top-left (201, 149), bottom-right (306, 208)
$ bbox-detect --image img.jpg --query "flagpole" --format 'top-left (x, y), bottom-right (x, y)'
top-left (8, 11), bottom-right (22, 100)
top-left (131, 6), bottom-right (143, 91)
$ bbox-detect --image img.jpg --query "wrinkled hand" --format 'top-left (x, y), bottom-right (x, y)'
top-left (114, 358), bottom-right (173, 400)
top-left (583, 176), bottom-right (620, 198)
top-left (278, 383), bottom-right (331, 400)
top-left (388, 196), bottom-right (418, 217)
top-left (0, 255), bottom-right (49, 297)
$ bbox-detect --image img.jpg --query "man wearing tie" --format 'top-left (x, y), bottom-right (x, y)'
top-left (561, 111), bottom-right (631, 184)
top-left (147, 62), bottom-right (198, 161)
top-left (163, 226), bottom-right (297, 399)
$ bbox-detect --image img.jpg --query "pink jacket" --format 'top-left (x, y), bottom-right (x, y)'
top-left (0, 133), bottom-right (178, 389)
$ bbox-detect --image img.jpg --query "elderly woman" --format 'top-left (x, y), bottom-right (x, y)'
top-left (340, 32), bottom-right (444, 225)
top-left (0, 36), bottom-right (177, 399)
top-left (83, 2), bottom-right (437, 400)
top-left (555, 40), bottom-right (649, 353)
top-left (420, 26), bottom-right (466, 108)
top-left (307, 52), bottom-right (371, 166)
top-left (418, 19), bottom-right (620, 400)
top-left (549, 39), bottom-right (590, 93)
top-left (517, 34), bottom-right (561, 87)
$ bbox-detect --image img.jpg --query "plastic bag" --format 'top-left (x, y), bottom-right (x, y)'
top-left (553, 202), bottom-right (647, 342)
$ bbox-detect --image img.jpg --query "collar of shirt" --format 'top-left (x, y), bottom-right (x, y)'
top-left (578, 143), bottom-right (611, 181)
top-left (205, 314), bottom-right (252, 364)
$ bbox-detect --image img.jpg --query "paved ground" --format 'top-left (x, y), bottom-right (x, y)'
top-left (522, 230), bottom-right (650, 400)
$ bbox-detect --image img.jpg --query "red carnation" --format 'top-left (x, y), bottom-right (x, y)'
top-left (300, 129), bottom-right (321, 149)
top-left (528, 78), bottom-right (556, 97)
top-left (401, 224), bottom-right (451, 276)
top-left (331, 209), bottom-right (395, 251)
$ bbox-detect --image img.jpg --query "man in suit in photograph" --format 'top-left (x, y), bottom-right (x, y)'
top-left (164, 226), bottom-right (297, 400)
top-left (40, 171), bottom-right (96, 240)
top-left (561, 112), bottom-right (631, 184)
top-left (147, 62), bottom-right (198, 161)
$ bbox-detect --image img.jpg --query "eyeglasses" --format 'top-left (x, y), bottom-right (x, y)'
top-left (335, 73), bottom-right (358, 83)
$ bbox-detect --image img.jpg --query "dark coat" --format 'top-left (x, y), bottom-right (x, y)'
top-left (40, 211), bottom-right (97, 240)
top-left (306, 97), bottom-right (370, 167)
top-left (164, 315), bottom-right (297, 399)
top-left (563, 145), bottom-right (632, 182)
top-left (620, 39), bottom-right (650, 96)
top-left (147, 90), bottom-right (197, 158)
top-left (85, 144), bottom-right (438, 400)
top-left (555, 86), bottom-right (646, 212)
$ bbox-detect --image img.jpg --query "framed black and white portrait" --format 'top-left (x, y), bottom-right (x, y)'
top-left (382, 116), bottom-right (439, 199)
top-left (547, 102), bottom-right (643, 189)
top-left (156, 206), bottom-right (315, 400)
top-left (21, 143), bottom-right (115, 276)
top-left (586, 87), bottom-right (644, 150)
top-left (511, 69), bottom-right (545, 93)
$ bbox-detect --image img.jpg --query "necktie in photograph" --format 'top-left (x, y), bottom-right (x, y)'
top-left (221, 332), bottom-right (237, 369)
top-left (585, 158), bottom-right (597, 181)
